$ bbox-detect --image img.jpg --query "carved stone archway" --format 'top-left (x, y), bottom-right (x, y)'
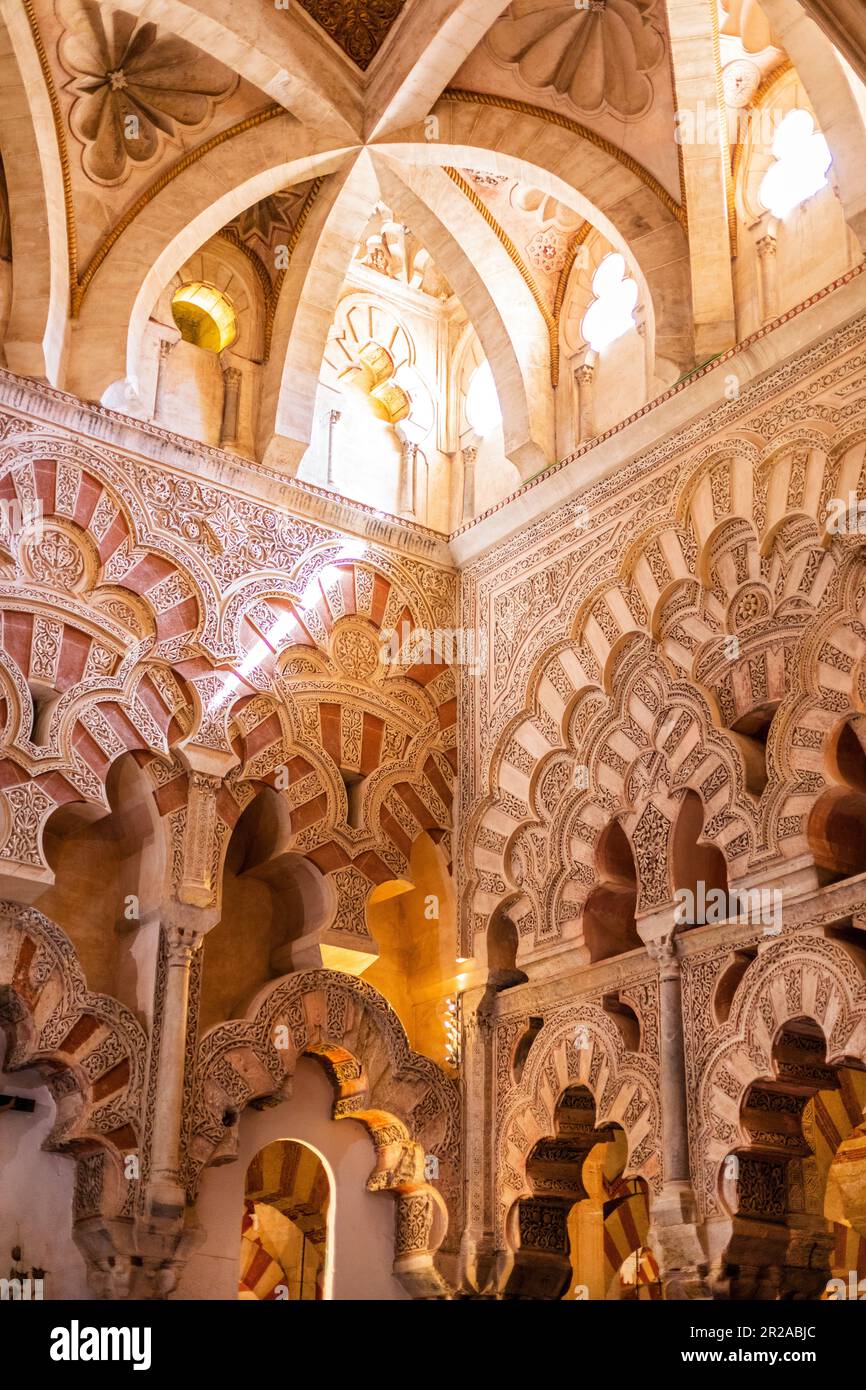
top-left (0, 902), bottom-right (152, 1296)
top-left (496, 1001), bottom-right (661, 1298)
top-left (694, 931), bottom-right (866, 1296)
top-left (189, 969), bottom-right (460, 1298)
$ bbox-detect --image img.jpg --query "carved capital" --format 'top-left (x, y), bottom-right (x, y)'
top-left (646, 932), bottom-right (680, 977)
top-left (756, 233), bottom-right (777, 259)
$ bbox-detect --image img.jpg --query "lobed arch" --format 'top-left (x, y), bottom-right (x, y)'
top-left (189, 968), bottom-right (459, 1297)
top-left (468, 629), bottom-right (761, 961)
top-left (756, 430), bottom-right (835, 549)
top-left (0, 432), bottom-right (221, 651)
top-left (496, 1002), bottom-right (661, 1261)
top-left (693, 931), bottom-right (866, 1219)
top-left (0, 901), bottom-right (146, 1150)
top-left (469, 444), bottom-right (866, 917)
top-left (573, 579), bottom-right (653, 693)
top-left (203, 696), bottom-right (453, 916)
top-left (0, 902), bottom-right (147, 1279)
top-left (0, 662), bottom-right (194, 894)
top-left (757, 0), bottom-right (866, 248)
top-left (692, 929), bottom-right (866, 1295)
top-left (671, 439), bottom-right (762, 566)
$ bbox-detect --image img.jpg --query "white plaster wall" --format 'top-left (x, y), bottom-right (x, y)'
top-left (0, 1039), bottom-right (91, 1300)
top-left (734, 183), bottom-right (858, 339)
top-left (156, 338), bottom-right (225, 446)
top-left (594, 327), bottom-right (647, 435)
top-left (176, 1057), bottom-right (410, 1302)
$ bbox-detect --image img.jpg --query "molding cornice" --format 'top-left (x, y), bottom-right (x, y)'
top-left (452, 261), bottom-right (866, 561)
top-left (0, 368), bottom-right (452, 563)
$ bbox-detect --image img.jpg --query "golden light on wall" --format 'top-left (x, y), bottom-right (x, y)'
top-left (338, 340), bottom-right (411, 424)
top-left (172, 281), bottom-right (237, 352)
top-left (437, 994), bottom-right (461, 1070)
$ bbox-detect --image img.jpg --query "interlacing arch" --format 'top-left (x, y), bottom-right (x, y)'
top-left (0, 903), bottom-right (146, 1236)
top-left (471, 632), bottom-right (757, 958)
top-left (466, 421), bottom-right (866, 961)
top-left (697, 928), bottom-right (866, 1223)
top-left (0, 426), bottom-right (455, 896)
top-left (497, 1001), bottom-right (660, 1257)
top-left (0, 433), bottom-right (217, 647)
top-left (189, 969), bottom-right (459, 1297)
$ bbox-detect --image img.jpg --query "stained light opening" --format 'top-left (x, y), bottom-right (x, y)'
top-left (172, 282), bottom-right (237, 352)
top-left (581, 253), bottom-right (638, 353)
top-left (759, 109), bottom-right (832, 220)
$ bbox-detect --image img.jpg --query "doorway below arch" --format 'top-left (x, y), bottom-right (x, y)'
top-left (177, 1058), bottom-right (411, 1301)
top-left (239, 1139), bottom-right (332, 1300)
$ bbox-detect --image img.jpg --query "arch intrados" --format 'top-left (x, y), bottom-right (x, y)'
top-left (123, 148), bottom-right (352, 389)
top-left (380, 144), bottom-right (656, 280)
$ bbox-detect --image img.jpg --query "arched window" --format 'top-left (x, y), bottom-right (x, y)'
top-left (172, 281), bottom-right (237, 352)
top-left (759, 109), bottom-right (832, 220)
top-left (465, 360), bottom-right (502, 436)
top-left (581, 253), bottom-right (638, 353)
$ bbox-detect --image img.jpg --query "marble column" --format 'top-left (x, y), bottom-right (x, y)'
top-left (146, 908), bottom-right (207, 1219)
top-left (756, 231), bottom-right (779, 325)
top-left (646, 933), bottom-right (709, 1297)
top-left (459, 986), bottom-right (499, 1295)
top-left (326, 407), bottom-right (340, 485)
top-left (219, 365), bottom-right (242, 448)
top-left (461, 444), bottom-right (477, 522)
top-left (398, 438), bottom-right (418, 516)
top-left (153, 336), bottom-right (176, 424)
top-left (574, 362), bottom-right (595, 445)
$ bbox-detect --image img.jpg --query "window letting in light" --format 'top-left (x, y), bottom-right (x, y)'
top-left (759, 109), bottom-right (832, 220)
top-left (465, 361), bottom-right (502, 437)
top-left (581, 253), bottom-right (638, 353)
top-left (171, 282), bottom-right (237, 352)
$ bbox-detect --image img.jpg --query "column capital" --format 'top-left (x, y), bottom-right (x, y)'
top-left (161, 901), bottom-right (219, 957)
top-left (756, 232), bottom-right (778, 259)
top-left (646, 931), bottom-right (680, 976)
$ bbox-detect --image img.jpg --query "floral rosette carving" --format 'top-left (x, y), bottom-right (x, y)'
top-left (58, 0), bottom-right (237, 185)
top-left (488, 0), bottom-right (664, 119)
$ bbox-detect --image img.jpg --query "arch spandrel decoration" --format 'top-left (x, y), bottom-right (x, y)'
top-left (471, 634), bottom-right (759, 959)
top-left (189, 969), bottom-right (460, 1298)
top-left (0, 420), bottom-right (456, 898)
